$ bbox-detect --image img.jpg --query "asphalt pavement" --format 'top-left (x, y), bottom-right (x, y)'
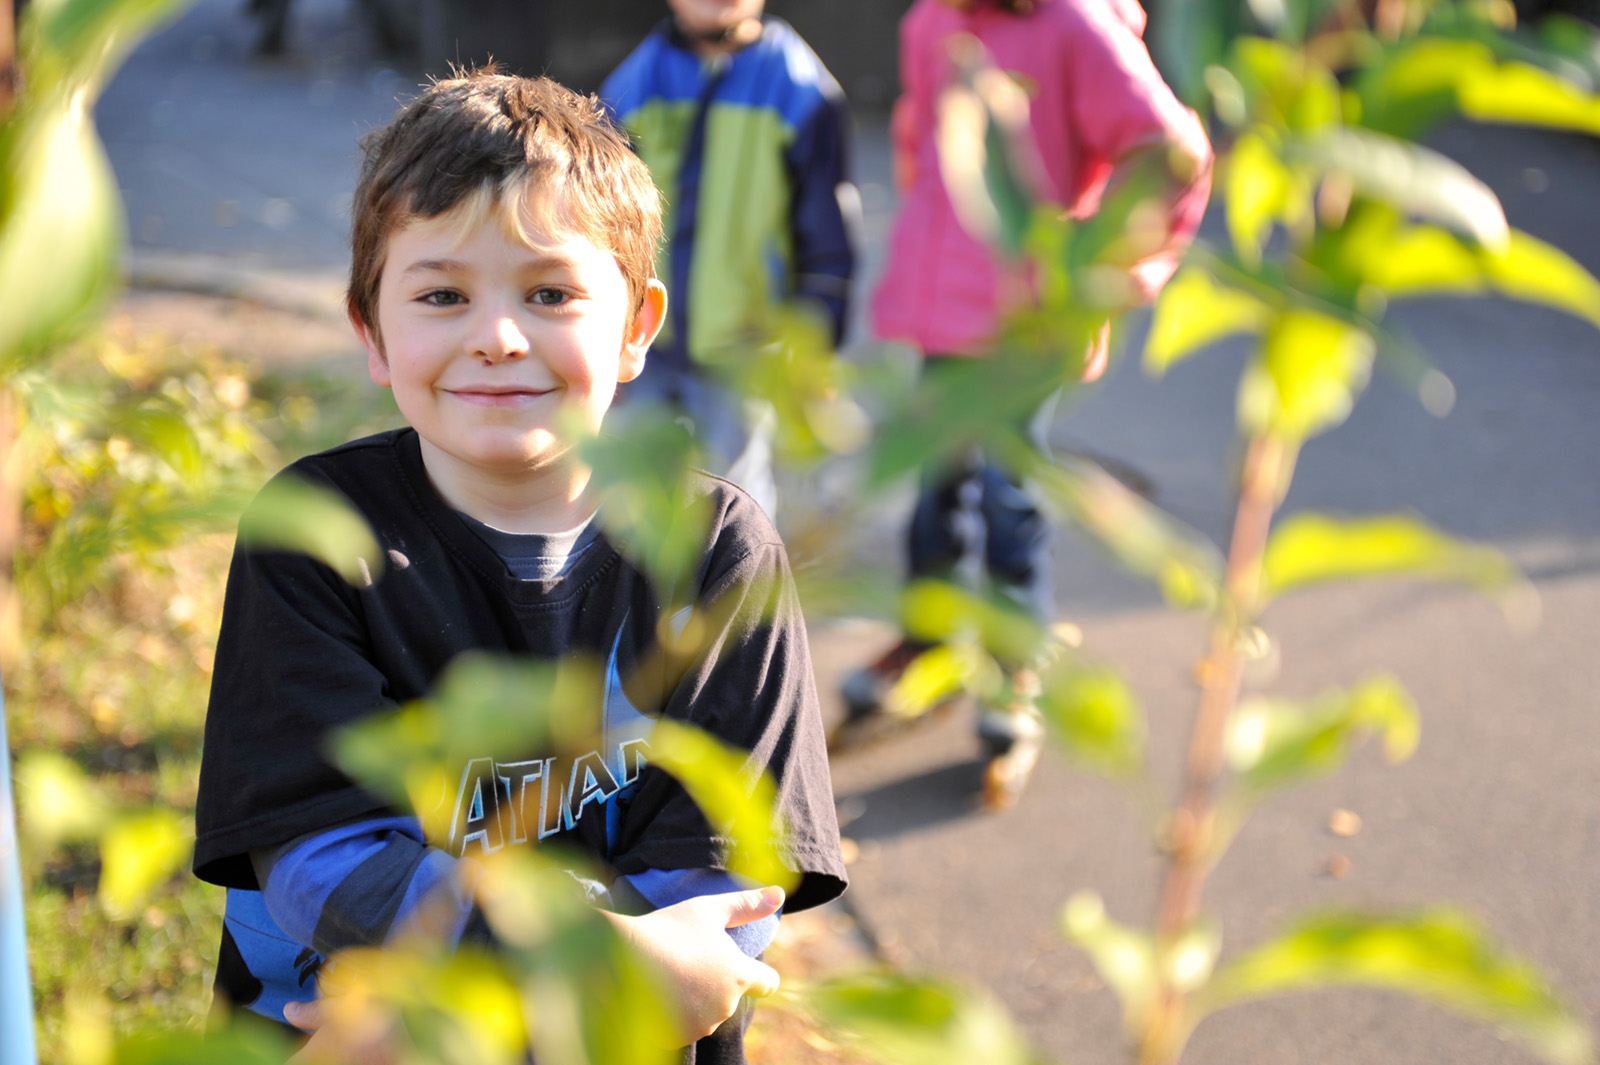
top-left (97, 2), bottom-right (1600, 1062)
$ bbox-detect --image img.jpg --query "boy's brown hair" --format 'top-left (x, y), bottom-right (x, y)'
top-left (348, 69), bottom-right (663, 350)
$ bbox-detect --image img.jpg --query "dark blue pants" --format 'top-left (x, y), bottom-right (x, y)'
top-left (906, 360), bottom-right (1056, 627)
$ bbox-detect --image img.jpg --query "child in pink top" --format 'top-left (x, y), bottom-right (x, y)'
top-left (842, 0), bottom-right (1212, 743)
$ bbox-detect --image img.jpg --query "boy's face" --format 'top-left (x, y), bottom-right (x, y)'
top-left (356, 199), bottom-right (666, 498)
top-left (667, 0), bottom-right (764, 36)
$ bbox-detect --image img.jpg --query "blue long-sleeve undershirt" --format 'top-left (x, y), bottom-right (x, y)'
top-left (253, 817), bottom-right (780, 967)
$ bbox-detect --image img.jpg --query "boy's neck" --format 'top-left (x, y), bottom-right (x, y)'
top-left (676, 15), bottom-right (763, 56)
top-left (416, 440), bottom-right (598, 535)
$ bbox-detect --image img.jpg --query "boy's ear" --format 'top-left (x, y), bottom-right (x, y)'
top-left (618, 279), bottom-right (667, 384)
top-left (350, 305), bottom-right (392, 388)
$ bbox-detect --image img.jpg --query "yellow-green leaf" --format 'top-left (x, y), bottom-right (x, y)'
top-left (646, 719), bottom-right (797, 892)
top-left (1197, 909), bottom-right (1594, 1065)
top-left (1060, 892), bottom-right (1158, 1029)
top-left (1225, 131), bottom-right (1295, 267)
top-left (1225, 674), bottom-right (1420, 794)
top-left (1262, 513), bottom-right (1517, 596)
top-left (798, 971), bottom-right (1035, 1065)
top-left (900, 578), bottom-right (1050, 671)
top-left (98, 808), bottom-right (192, 920)
top-left (0, 95), bottom-right (122, 368)
top-left (1240, 309), bottom-right (1375, 440)
top-left (15, 751), bottom-right (105, 849)
top-left (236, 473), bottom-right (382, 586)
top-left (1457, 59), bottom-right (1600, 136)
top-left (1031, 455), bottom-right (1223, 610)
top-left (1483, 231), bottom-right (1600, 332)
top-left (1037, 662), bottom-right (1145, 777)
top-left (1145, 268), bottom-right (1273, 374)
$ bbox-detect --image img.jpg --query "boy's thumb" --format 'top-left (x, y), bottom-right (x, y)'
top-left (724, 885), bottom-right (785, 929)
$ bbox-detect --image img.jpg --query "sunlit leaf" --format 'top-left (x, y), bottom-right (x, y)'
top-left (1457, 58), bottom-right (1600, 135)
top-left (1225, 674), bottom-right (1420, 794)
top-left (114, 1012), bottom-right (294, 1064)
top-left (236, 472), bottom-right (382, 586)
top-left (646, 719), bottom-right (798, 892)
top-left (15, 751), bottom-right (105, 848)
top-left (900, 578), bottom-right (1050, 669)
top-left (1197, 909), bottom-right (1595, 1065)
top-left (936, 37), bottom-right (1042, 256)
top-left (331, 654), bottom-right (603, 841)
top-left (583, 402), bottom-right (712, 605)
top-left (1037, 662), bottom-right (1145, 777)
top-left (1225, 131), bottom-right (1296, 267)
top-left (1061, 892), bottom-right (1158, 1029)
top-left (1228, 36), bottom-right (1343, 132)
top-left (97, 807), bottom-right (192, 920)
top-left (1262, 513), bottom-right (1518, 596)
top-left (1238, 309), bottom-right (1375, 440)
top-left (1483, 231), bottom-right (1600, 332)
top-left (1283, 128), bottom-right (1508, 249)
top-left (1145, 268), bottom-right (1273, 373)
top-left (0, 95), bottom-right (122, 368)
top-left (1030, 455), bottom-right (1223, 610)
top-left (1354, 38), bottom-right (1495, 138)
top-left (475, 849), bottom-right (680, 1065)
top-left (886, 641), bottom-right (996, 719)
top-left (316, 946), bottom-right (529, 1065)
top-left (798, 971), bottom-right (1036, 1065)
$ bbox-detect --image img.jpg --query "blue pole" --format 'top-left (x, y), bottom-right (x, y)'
top-left (0, 687), bottom-right (37, 1064)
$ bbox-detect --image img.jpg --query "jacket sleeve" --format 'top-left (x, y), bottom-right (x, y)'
top-left (785, 90), bottom-right (857, 346)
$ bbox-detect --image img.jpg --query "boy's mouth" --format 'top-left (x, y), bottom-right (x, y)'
top-left (446, 384), bottom-right (557, 406)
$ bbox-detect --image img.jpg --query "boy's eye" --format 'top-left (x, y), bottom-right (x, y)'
top-left (531, 288), bottom-right (570, 306)
top-left (420, 289), bottom-right (464, 307)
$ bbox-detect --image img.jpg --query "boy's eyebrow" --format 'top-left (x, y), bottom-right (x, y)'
top-left (397, 251), bottom-right (581, 276)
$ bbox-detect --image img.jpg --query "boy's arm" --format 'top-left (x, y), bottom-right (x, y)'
top-left (785, 90), bottom-right (857, 345)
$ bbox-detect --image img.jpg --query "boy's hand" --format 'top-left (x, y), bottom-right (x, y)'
top-left (284, 999), bottom-right (395, 1065)
top-left (604, 885), bottom-right (785, 1043)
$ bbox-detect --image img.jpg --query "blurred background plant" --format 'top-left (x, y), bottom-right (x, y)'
top-left (751, 1), bottom-right (1600, 1063)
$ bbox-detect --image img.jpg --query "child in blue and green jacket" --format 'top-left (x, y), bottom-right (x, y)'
top-left (601, 0), bottom-right (857, 518)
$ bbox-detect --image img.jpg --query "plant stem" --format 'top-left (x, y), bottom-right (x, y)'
top-left (1137, 432), bottom-right (1284, 1065)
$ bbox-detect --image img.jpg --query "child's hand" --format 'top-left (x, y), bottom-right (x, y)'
top-left (284, 999), bottom-right (395, 1065)
top-left (604, 885), bottom-right (785, 1043)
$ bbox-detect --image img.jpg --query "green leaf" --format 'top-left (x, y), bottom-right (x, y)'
top-left (1262, 513), bottom-right (1518, 597)
top-left (1225, 674), bottom-right (1420, 794)
top-left (0, 95), bottom-right (123, 368)
top-left (97, 807), bottom-right (192, 921)
top-left (236, 472), bottom-right (383, 586)
top-left (1030, 454), bottom-right (1223, 610)
top-left (1282, 128), bottom-right (1508, 249)
top-left (1060, 892), bottom-right (1158, 1029)
top-left (1457, 58), bottom-right (1600, 136)
top-left (798, 971), bottom-right (1037, 1065)
top-left (14, 751), bottom-right (106, 848)
top-left (1037, 662), bottom-right (1145, 777)
top-left (900, 578), bottom-right (1052, 669)
top-left (583, 403), bottom-right (713, 605)
top-left (646, 719), bottom-right (798, 892)
top-left (114, 1013), bottom-right (294, 1065)
top-left (885, 641), bottom-right (998, 719)
top-left (1228, 37), bottom-right (1342, 132)
top-left (935, 41), bottom-right (1042, 256)
top-left (1197, 909), bottom-right (1595, 1065)
top-left (472, 849), bottom-right (678, 1065)
top-left (1483, 230), bottom-right (1600, 332)
top-left (1225, 131), bottom-right (1298, 267)
top-left (1238, 309), bottom-right (1375, 441)
top-left (1353, 38), bottom-right (1492, 139)
top-left (1145, 267), bottom-right (1273, 373)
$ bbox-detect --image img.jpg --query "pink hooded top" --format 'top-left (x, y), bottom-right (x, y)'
top-left (871, 0), bottom-right (1213, 356)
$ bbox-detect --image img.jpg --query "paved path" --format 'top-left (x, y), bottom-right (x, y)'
top-left (98, 4), bottom-right (1600, 1062)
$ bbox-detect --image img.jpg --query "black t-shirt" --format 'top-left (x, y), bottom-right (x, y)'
top-left (194, 428), bottom-right (846, 914)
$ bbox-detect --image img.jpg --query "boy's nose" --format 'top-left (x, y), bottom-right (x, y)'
top-left (474, 315), bottom-right (530, 364)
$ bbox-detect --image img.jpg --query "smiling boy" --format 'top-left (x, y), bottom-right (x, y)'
top-left (193, 72), bottom-right (847, 1063)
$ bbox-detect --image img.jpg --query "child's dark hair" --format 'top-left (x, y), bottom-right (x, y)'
top-left (348, 69), bottom-right (662, 348)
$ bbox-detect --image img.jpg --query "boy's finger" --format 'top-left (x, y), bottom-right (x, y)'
top-left (284, 998), bottom-right (324, 1030)
top-left (745, 959), bottom-right (781, 999)
top-left (722, 885), bottom-right (785, 928)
